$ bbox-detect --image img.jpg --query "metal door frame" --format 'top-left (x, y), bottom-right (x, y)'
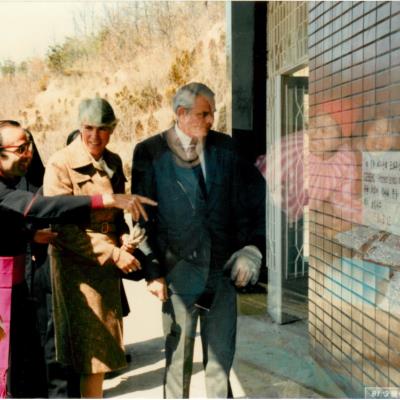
top-left (267, 75), bottom-right (284, 323)
top-left (267, 69), bottom-right (309, 324)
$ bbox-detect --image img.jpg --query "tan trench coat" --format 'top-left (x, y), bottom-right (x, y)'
top-left (43, 136), bottom-right (127, 374)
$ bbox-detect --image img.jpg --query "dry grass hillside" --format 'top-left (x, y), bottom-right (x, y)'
top-left (0, 2), bottom-right (227, 183)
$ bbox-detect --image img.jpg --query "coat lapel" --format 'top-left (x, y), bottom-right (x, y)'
top-left (204, 132), bottom-right (224, 211)
top-left (65, 136), bottom-right (93, 183)
top-left (204, 140), bottom-right (217, 195)
top-left (66, 136), bottom-right (118, 191)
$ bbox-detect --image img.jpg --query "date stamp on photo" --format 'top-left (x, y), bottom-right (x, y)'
top-left (365, 387), bottom-right (400, 398)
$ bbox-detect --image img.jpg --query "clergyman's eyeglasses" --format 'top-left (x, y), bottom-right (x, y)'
top-left (0, 140), bottom-right (33, 156)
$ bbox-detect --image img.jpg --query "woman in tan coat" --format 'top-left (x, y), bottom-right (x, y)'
top-left (43, 98), bottom-right (144, 398)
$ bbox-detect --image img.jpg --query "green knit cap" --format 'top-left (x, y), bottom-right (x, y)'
top-left (78, 98), bottom-right (117, 127)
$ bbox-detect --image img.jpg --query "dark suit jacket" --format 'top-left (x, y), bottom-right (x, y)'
top-left (131, 129), bottom-right (265, 286)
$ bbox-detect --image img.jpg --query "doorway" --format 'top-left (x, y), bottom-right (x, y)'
top-left (267, 66), bottom-right (309, 324)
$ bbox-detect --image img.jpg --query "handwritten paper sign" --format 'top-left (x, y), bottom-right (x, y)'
top-left (363, 151), bottom-right (400, 235)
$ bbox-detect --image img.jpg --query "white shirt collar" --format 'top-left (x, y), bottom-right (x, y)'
top-left (174, 123), bottom-right (206, 179)
top-left (175, 123), bottom-right (204, 154)
top-left (175, 123), bottom-right (193, 151)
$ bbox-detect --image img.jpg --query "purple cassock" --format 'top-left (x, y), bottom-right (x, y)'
top-left (0, 256), bottom-right (25, 397)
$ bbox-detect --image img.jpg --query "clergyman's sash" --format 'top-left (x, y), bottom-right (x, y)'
top-left (0, 255), bottom-right (25, 398)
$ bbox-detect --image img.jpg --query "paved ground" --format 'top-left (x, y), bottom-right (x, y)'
top-left (103, 280), bottom-right (347, 399)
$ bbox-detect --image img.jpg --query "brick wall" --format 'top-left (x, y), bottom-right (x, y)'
top-left (308, 1), bottom-right (400, 396)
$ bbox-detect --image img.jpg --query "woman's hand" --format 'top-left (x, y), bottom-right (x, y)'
top-left (103, 194), bottom-right (157, 221)
top-left (33, 228), bottom-right (58, 244)
top-left (112, 247), bottom-right (141, 274)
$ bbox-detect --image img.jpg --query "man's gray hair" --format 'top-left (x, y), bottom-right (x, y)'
top-left (172, 82), bottom-right (215, 113)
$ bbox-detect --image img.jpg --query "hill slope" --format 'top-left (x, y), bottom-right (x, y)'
top-left (0, 2), bottom-right (227, 182)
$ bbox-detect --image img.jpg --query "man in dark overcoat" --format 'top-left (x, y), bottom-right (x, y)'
top-left (131, 82), bottom-right (266, 398)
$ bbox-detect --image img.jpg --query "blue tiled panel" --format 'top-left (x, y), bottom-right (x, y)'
top-left (325, 258), bottom-right (391, 307)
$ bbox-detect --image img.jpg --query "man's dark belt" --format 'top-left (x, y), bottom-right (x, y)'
top-left (83, 222), bottom-right (117, 234)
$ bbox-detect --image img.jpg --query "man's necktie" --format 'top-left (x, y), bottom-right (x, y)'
top-left (187, 138), bottom-right (207, 200)
top-left (193, 164), bottom-right (207, 200)
top-left (186, 138), bottom-right (199, 162)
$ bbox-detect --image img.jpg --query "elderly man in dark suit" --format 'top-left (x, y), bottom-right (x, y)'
top-left (131, 82), bottom-right (265, 398)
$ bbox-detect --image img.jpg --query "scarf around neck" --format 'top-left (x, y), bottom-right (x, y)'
top-left (164, 127), bottom-right (202, 168)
